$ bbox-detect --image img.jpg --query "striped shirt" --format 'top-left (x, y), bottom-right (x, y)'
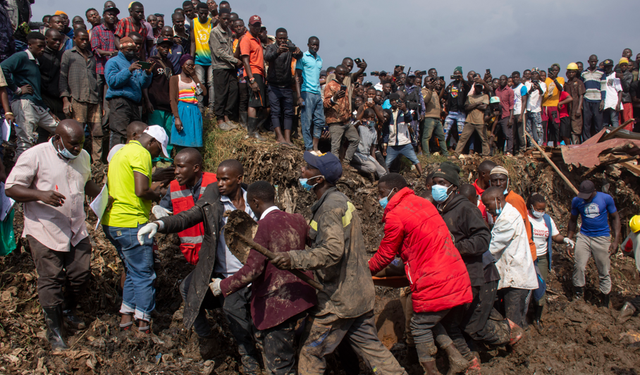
top-left (581, 69), bottom-right (605, 102)
top-left (177, 75), bottom-right (198, 104)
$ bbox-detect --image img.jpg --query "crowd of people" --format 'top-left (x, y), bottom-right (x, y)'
top-left (0, 1), bottom-right (639, 375)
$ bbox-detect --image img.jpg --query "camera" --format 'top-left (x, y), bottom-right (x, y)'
top-left (354, 58), bottom-right (362, 64)
top-left (287, 42), bottom-right (296, 52)
top-left (340, 85), bottom-right (347, 91)
top-left (370, 71), bottom-right (379, 76)
top-left (415, 70), bottom-right (426, 75)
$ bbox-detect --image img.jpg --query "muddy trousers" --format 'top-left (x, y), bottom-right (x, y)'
top-left (255, 312), bottom-right (307, 375)
top-left (573, 233), bottom-right (612, 294)
top-left (28, 235), bottom-right (92, 309)
top-left (444, 282), bottom-right (511, 360)
top-left (298, 311), bottom-right (406, 375)
top-left (180, 271), bottom-right (260, 373)
top-left (498, 288), bottom-right (529, 328)
top-left (328, 123), bottom-right (360, 163)
top-left (411, 309), bottom-right (452, 363)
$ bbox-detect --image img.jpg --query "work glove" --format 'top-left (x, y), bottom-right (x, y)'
top-left (563, 237), bottom-right (575, 249)
top-left (137, 222), bottom-right (158, 245)
top-left (152, 205), bottom-right (172, 219)
top-left (209, 278), bottom-right (222, 297)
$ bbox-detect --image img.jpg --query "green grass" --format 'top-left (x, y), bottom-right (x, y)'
top-left (201, 117), bottom-right (246, 171)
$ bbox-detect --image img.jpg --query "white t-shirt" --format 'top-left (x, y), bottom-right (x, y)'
top-left (525, 81), bottom-right (547, 113)
top-left (528, 213), bottom-right (559, 257)
top-left (604, 73), bottom-right (623, 110)
top-left (513, 83), bottom-right (527, 114)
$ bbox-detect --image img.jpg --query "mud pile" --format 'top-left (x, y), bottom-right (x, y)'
top-left (2, 135), bottom-right (640, 374)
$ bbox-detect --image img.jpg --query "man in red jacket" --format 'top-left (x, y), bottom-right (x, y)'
top-left (209, 181), bottom-right (317, 374)
top-left (369, 173), bottom-right (473, 375)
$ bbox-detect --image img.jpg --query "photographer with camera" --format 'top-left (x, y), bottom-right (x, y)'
top-left (264, 27), bottom-right (302, 148)
top-left (422, 76), bottom-right (448, 157)
top-left (524, 69), bottom-right (547, 146)
top-left (443, 66), bottom-right (471, 149)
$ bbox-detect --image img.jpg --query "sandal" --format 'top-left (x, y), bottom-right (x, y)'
top-left (119, 314), bottom-right (134, 331)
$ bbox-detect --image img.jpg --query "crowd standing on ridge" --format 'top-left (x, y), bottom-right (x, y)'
top-left (1, 1), bottom-right (639, 374)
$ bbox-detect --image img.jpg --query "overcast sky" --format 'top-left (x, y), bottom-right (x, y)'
top-left (33, 0), bottom-right (639, 81)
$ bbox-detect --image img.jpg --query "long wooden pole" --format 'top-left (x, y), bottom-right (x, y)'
top-left (228, 230), bottom-right (324, 291)
top-left (525, 130), bottom-right (579, 195)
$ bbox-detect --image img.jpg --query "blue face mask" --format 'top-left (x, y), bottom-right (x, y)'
top-left (379, 188), bottom-right (395, 209)
top-left (494, 197), bottom-right (503, 217)
top-left (299, 175), bottom-right (322, 191)
top-left (55, 139), bottom-right (79, 160)
top-left (367, 120), bottom-right (376, 128)
top-left (431, 184), bottom-right (451, 203)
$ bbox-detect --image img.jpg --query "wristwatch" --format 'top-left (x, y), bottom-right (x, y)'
top-left (249, 77), bottom-right (256, 84)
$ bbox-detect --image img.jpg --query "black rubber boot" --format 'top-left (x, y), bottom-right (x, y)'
top-left (246, 117), bottom-right (265, 141)
top-left (600, 293), bottom-right (610, 308)
top-left (63, 296), bottom-right (86, 330)
top-left (534, 304), bottom-right (544, 330)
top-left (574, 286), bottom-right (584, 301)
top-left (239, 111), bottom-right (249, 130)
top-left (43, 305), bottom-right (68, 352)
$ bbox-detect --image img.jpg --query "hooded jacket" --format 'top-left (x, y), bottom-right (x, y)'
top-left (369, 187), bottom-right (472, 313)
top-left (439, 194), bottom-right (492, 287)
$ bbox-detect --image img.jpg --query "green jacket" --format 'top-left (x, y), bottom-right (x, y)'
top-left (289, 187), bottom-right (375, 319)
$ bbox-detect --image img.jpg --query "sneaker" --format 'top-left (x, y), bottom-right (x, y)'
top-left (218, 122), bottom-right (238, 131)
top-left (507, 319), bottom-right (524, 345)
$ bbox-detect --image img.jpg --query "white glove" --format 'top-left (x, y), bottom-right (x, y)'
top-left (152, 205), bottom-right (172, 219)
top-left (209, 278), bottom-right (222, 297)
top-left (564, 237), bottom-right (575, 249)
top-left (137, 222), bottom-right (158, 245)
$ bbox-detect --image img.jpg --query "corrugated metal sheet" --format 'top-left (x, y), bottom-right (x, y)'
top-left (562, 137), bottom-right (640, 168)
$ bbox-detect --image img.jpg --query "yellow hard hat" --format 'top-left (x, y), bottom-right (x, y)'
top-left (566, 63), bottom-right (579, 71)
top-left (630, 215), bottom-right (640, 233)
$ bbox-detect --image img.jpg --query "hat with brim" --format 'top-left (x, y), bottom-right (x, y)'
top-left (104, 6), bottom-right (120, 15)
top-left (144, 125), bottom-right (170, 158)
top-left (303, 151), bottom-right (342, 185)
top-left (577, 180), bottom-right (596, 200)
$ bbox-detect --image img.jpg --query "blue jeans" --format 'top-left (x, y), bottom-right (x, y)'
top-left (603, 108), bottom-right (619, 128)
top-left (444, 111), bottom-right (466, 141)
top-left (104, 225), bottom-right (156, 321)
top-left (386, 143), bottom-right (420, 168)
top-left (300, 92), bottom-right (325, 150)
top-left (268, 85), bottom-right (294, 131)
top-left (526, 111), bottom-right (543, 145)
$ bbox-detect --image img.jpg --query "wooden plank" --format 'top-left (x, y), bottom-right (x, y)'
top-left (525, 130), bottom-right (579, 195)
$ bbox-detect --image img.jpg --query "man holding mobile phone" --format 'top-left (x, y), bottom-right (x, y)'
top-left (104, 36), bottom-right (154, 151)
top-left (324, 65), bottom-right (360, 171)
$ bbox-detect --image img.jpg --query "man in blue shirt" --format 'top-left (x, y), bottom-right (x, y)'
top-left (567, 180), bottom-right (621, 307)
top-left (295, 36), bottom-right (324, 152)
top-left (104, 36), bottom-right (153, 152)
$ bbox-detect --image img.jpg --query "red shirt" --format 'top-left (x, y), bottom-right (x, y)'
top-left (473, 179), bottom-right (488, 222)
top-left (558, 91), bottom-right (570, 118)
top-left (495, 85), bottom-right (514, 119)
top-left (239, 33), bottom-right (265, 78)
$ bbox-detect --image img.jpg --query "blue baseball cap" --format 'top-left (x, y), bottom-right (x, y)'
top-left (303, 151), bottom-right (342, 185)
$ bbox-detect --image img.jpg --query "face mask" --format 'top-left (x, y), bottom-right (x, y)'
top-left (531, 206), bottom-right (544, 219)
top-left (503, 178), bottom-right (510, 195)
top-left (379, 188), bottom-right (395, 209)
top-left (55, 139), bottom-right (79, 160)
top-left (299, 175), bottom-right (322, 191)
top-left (367, 120), bottom-right (375, 128)
top-left (494, 197), bottom-right (503, 217)
top-left (124, 51), bottom-right (137, 60)
top-left (431, 184), bottom-right (451, 203)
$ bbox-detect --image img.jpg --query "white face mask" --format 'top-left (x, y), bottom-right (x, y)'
top-left (531, 206), bottom-right (544, 219)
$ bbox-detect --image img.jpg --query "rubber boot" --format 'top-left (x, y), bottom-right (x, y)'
top-left (63, 296), bottom-right (86, 330)
top-left (43, 305), bottom-right (68, 352)
top-left (600, 293), bottom-right (610, 308)
top-left (574, 286), bottom-right (584, 301)
top-left (533, 304), bottom-right (544, 330)
top-left (464, 357), bottom-right (482, 375)
top-left (507, 319), bottom-right (524, 345)
top-left (239, 111), bottom-right (249, 130)
top-left (246, 117), bottom-right (265, 141)
top-left (443, 342), bottom-right (469, 375)
top-left (421, 359), bottom-right (441, 375)
top-left (618, 302), bottom-right (637, 323)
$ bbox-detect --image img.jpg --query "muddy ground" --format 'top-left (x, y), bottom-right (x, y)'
top-left (2, 134), bottom-right (640, 374)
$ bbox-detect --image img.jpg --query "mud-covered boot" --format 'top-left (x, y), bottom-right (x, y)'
top-left (443, 342), bottom-right (469, 375)
top-left (239, 111), bottom-right (249, 130)
top-left (574, 286), bottom-right (584, 301)
top-left (421, 359), bottom-right (441, 375)
top-left (198, 333), bottom-right (217, 360)
top-left (619, 302), bottom-right (637, 323)
top-left (533, 304), bottom-right (544, 330)
top-left (245, 117), bottom-right (265, 141)
top-left (600, 293), bottom-right (610, 308)
top-left (43, 305), bottom-right (68, 352)
top-left (507, 319), bottom-right (524, 345)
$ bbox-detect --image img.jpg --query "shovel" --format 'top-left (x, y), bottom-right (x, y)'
top-left (224, 210), bottom-right (324, 291)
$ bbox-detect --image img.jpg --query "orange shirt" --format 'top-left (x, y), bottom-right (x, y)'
top-left (239, 33), bottom-right (264, 78)
top-left (506, 191), bottom-right (537, 261)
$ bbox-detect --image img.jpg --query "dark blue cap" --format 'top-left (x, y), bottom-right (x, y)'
top-left (303, 151), bottom-right (342, 185)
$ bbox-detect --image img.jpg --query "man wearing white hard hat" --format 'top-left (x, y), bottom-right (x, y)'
top-left (102, 124), bottom-right (169, 334)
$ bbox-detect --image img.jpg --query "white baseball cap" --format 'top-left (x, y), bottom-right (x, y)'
top-left (143, 125), bottom-right (170, 158)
